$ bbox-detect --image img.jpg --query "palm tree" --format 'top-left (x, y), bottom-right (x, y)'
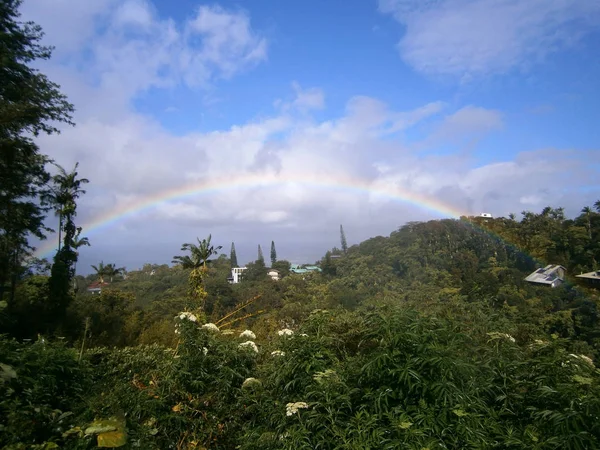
top-left (91, 261), bottom-right (107, 284)
top-left (595, 200), bottom-right (600, 213)
top-left (172, 234), bottom-right (223, 271)
top-left (103, 263), bottom-right (125, 282)
top-left (173, 234), bottom-right (222, 308)
top-left (72, 227), bottom-right (90, 278)
top-left (582, 206), bottom-right (593, 240)
top-left (49, 163), bottom-right (89, 252)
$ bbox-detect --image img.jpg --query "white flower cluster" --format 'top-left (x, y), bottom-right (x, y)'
top-left (286, 402), bottom-right (308, 416)
top-left (278, 329), bottom-right (294, 336)
top-left (242, 377), bottom-right (262, 389)
top-left (487, 332), bottom-right (516, 343)
top-left (271, 350), bottom-right (285, 357)
top-left (177, 311), bottom-right (197, 322)
top-left (239, 341), bottom-right (259, 353)
top-left (569, 353), bottom-right (595, 367)
top-left (221, 330), bottom-right (235, 335)
top-left (239, 330), bottom-right (256, 340)
top-left (300, 333), bottom-right (308, 337)
top-left (201, 323), bottom-right (220, 332)
top-left (202, 347), bottom-right (208, 356)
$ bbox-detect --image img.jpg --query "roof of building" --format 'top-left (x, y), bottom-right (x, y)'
top-left (576, 271), bottom-right (600, 280)
top-left (524, 264), bottom-right (566, 285)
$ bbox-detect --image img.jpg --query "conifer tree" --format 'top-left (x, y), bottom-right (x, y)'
top-left (340, 224), bottom-right (348, 254)
top-left (230, 242), bottom-right (238, 268)
top-left (258, 245), bottom-right (264, 263)
top-left (270, 240), bottom-right (277, 265)
top-left (0, 0), bottom-right (74, 303)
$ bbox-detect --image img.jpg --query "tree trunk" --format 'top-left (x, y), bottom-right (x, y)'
top-left (57, 213), bottom-right (63, 252)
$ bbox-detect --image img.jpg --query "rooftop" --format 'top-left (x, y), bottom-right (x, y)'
top-left (524, 264), bottom-right (566, 286)
top-left (576, 271), bottom-right (600, 280)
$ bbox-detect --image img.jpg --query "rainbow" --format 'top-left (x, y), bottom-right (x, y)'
top-left (35, 172), bottom-right (471, 258)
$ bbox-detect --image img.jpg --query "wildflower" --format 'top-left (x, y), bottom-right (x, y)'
top-left (202, 347), bottom-right (208, 356)
top-left (174, 328), bottom-right (181, 335)
top-left (221, 330), bottom-right (235, 335)
top-left (201, 323), bottom-right (220, 333)
top-left (271, 350), bottom-right (286, 357)
top-left (239, 341), bottom-right (259, 353)
top-left (242, 377), bottom-right (262, 389)
top-left (278, 328), bottom-right (294, 336)
top-left (487, 332), bottom-right (516, 343)
top-left (239, 330), bottom-right (256, 340)
top-left (569, 354), bottom-right (595, 367)
top-left (300, 333), bottom-right (308, 337)
top-left (286, 402), bottom-right (309, 416)
top-left (177, 311), bottom-right (197, 322)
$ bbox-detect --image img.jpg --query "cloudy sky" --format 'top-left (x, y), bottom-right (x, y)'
top-left (22, 0), bottom-right (600, 271)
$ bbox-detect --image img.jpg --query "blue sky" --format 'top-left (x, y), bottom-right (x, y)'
top-left (21, 0), bottom-right (600, 270)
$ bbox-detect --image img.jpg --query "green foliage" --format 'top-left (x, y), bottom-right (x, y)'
top-left (0, 0), bottom-right (73, 304)
top-left (0, 337), bottom-right (88, 447)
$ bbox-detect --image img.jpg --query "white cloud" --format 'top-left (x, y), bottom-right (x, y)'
top-left (21, 1), bottom-right (598, 268)
top-left (379, 0), bottom-right (600, 78)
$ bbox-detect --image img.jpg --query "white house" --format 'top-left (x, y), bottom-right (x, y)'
top-left (479, 213), bottom-right (493, 218)
top-left (267, 269), bottom-right (280, 281)
top-left (524, 264), bottom-right (566, 288)
top-left (229, 267), bottom-right (247, 284)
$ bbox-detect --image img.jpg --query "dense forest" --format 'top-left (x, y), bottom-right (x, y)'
top-left (2, 1), bottom-right (600, 448)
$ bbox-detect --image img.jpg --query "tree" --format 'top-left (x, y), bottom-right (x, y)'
top-left (258, 245), bottom-right (264, 263)
top-left (47, 163), bottom-right (88, 328)
top-left (103, 263), bottom-right (125, 282)
top-left (230, 242), bottom-right (238, 268)
top-left (0, 0), bottom-right (74, 303)
top-left (91, 261), bottom-right (108, 284)
top-left (71, 227), bottom-right (90, 278)
top-left (595, 200), bottom-right (600, 213)
top-left (172, 235), bottom-right (222, 308)
top-left (244, 258), bottom-right (268, 282)
top-left (340, 224), bottom-right (348, 254)
top-left (270, 241), bottom-right (277, 266)
top-left (582, 206), bottom-right (593, 240)
top-left (48, 162), bottom-right (88, 252)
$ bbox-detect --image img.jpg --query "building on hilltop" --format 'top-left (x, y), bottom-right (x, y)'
top-left (479, 213), bottom-right (493, 218)
top-left (576, 270), bottom-right (600, 287)
top-left (87, 281), bottom-right (109, 294)
top-left (524, 264), bottom-right (566, 288)
top-left (290, 264), bottom-right (322, 275)
top-left (267, 269), bottom-right (280, 281)
top-left (229, 267), bottom-right (247, 284)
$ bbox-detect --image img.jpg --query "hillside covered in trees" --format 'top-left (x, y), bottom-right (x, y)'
top-left (2, 1), bottom-right (600, 448)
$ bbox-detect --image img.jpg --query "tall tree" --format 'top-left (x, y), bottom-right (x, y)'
top-left (270, 240), bottom-right (277, 266)
top-left (103, 263), bottom-right (125, 282)
top-left (230, 242), bottom-right (238, 268)
top-left (595, 200), bottom-right (600, 213)
top-left (71, 227), bottom-right (90, 278)
top-left (91, 261), bottom-right (107, 284)
top-left (340, 224), bottom-right (348, 254)
top-left (0, 0), bottom-right (74, 303)
top-left (47, 163), bottom-right (88, 327)
top-left (48, 162), bottom-right (88, 252)
top-left (582, 206), bottom-right (593, 240)
top-left (258, 244), bottom-right (264, 263)
top-left (172, 234), bottom-right (222, 308)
